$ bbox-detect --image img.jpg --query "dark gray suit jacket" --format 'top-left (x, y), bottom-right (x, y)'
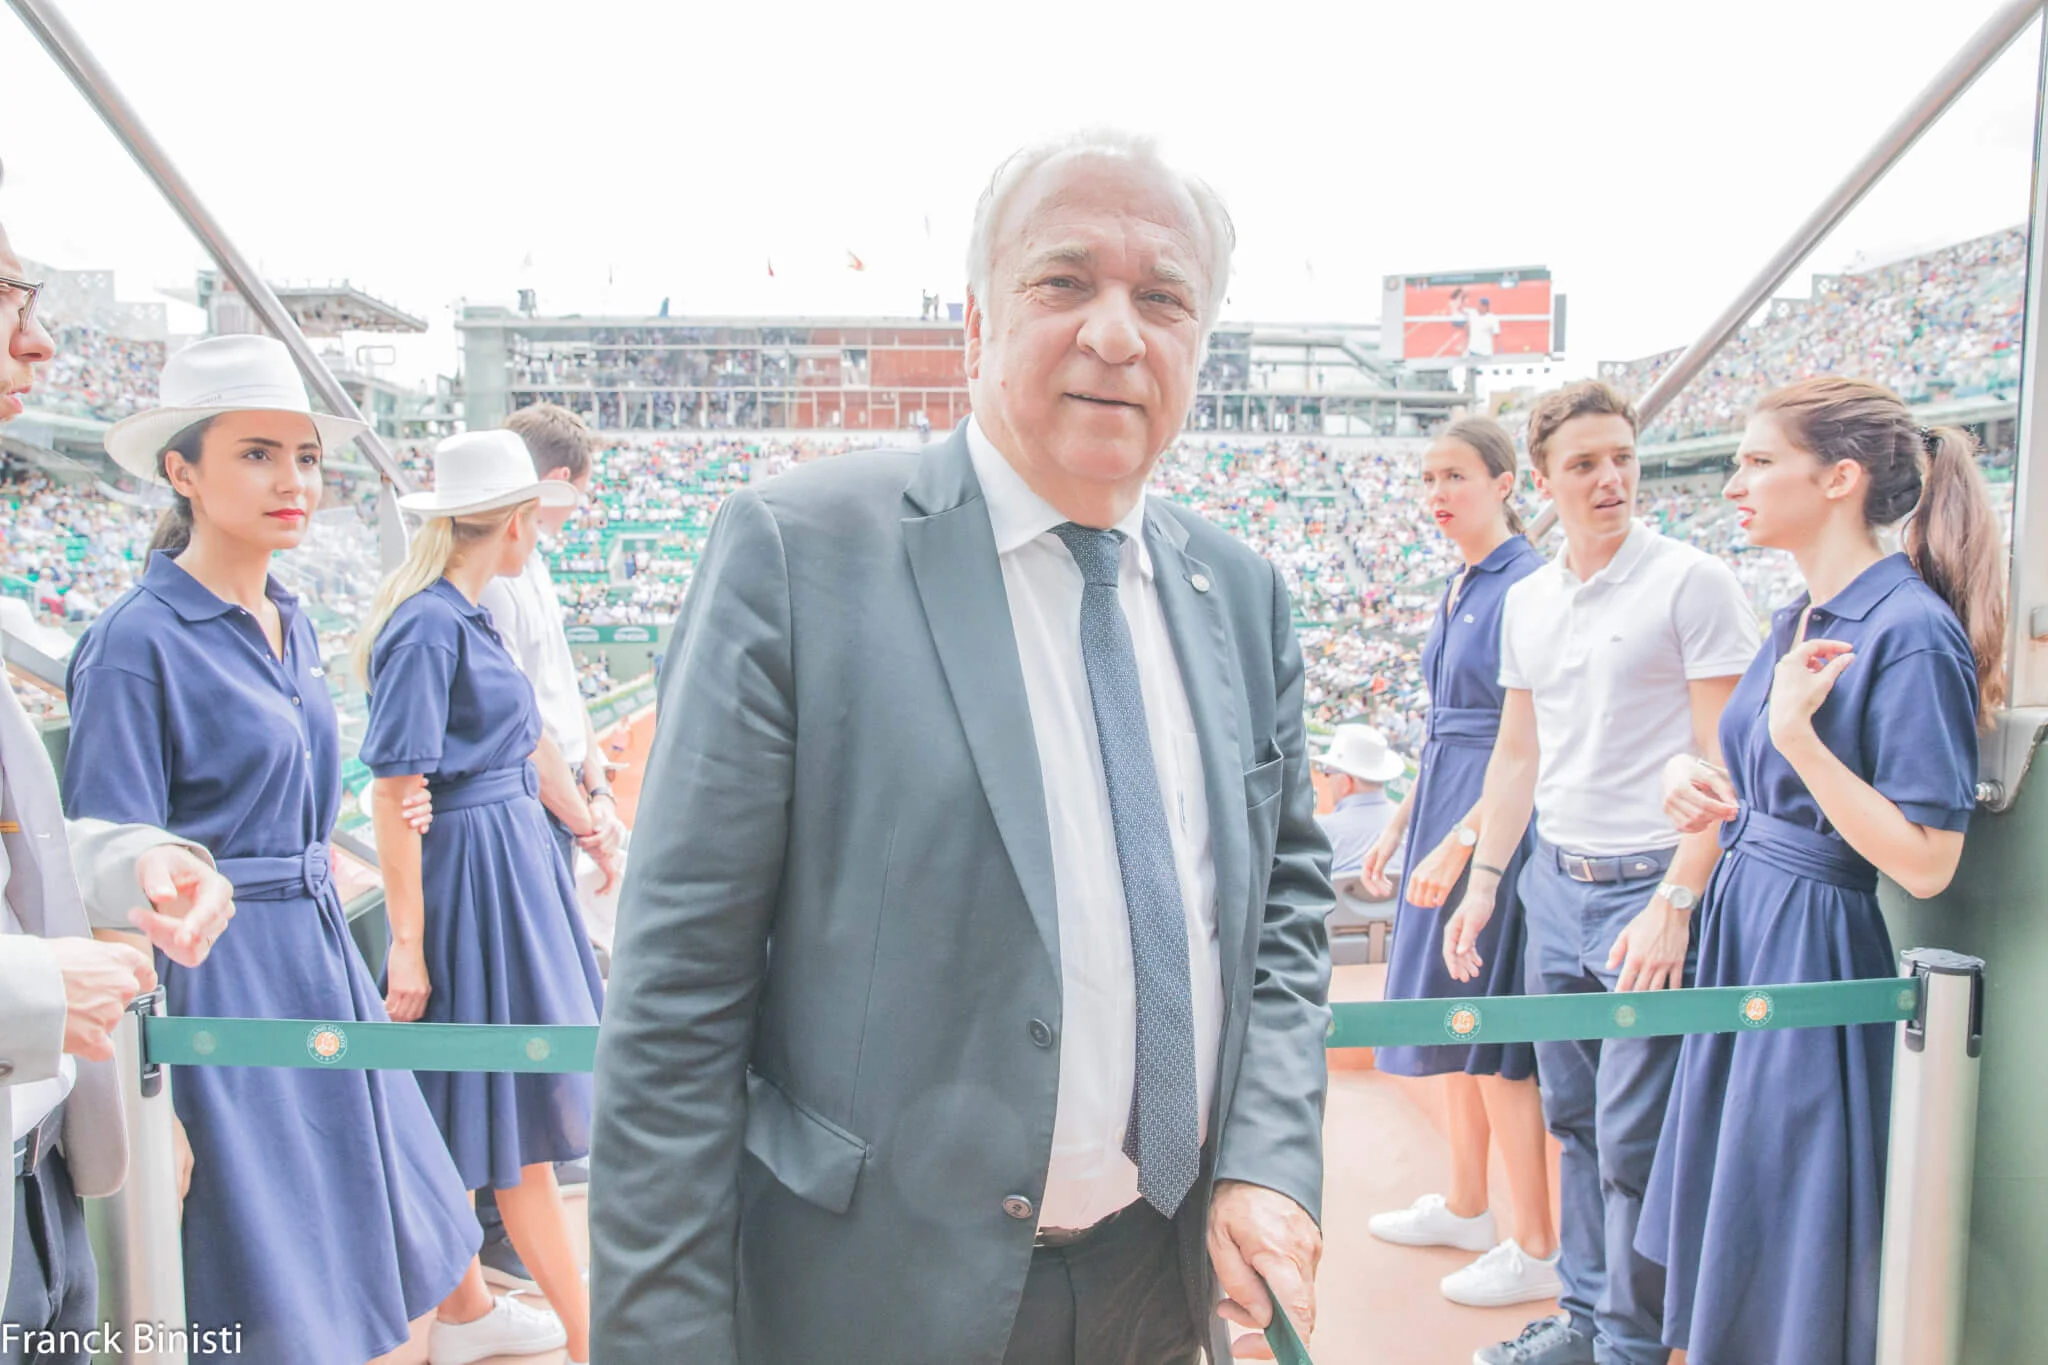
top-left (591, 426), bottom-right (1332, 1363)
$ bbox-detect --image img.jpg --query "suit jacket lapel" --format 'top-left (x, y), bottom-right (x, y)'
top-left (0, 684), bottom-right (75, 940)
top-left (1144, 508), bottom-right (1251, 1007)
top-left (902, 433), bottom-right (1061, 970)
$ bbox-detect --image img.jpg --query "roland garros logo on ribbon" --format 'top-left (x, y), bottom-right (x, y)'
top-left (306, 1024), bottom-right (349, 1064)
top-left (1739, 991), bottom-right (1775, 1029)
top-left (1443, 1002), bottom-right (1484, 1042)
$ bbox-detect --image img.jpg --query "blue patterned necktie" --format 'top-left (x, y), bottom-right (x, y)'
top-left (1050, 522), bottom-right (1201, 1218)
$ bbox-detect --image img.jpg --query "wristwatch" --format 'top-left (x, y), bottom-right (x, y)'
top-left (1657, 882), bottom-right (1699, 912)
top-left (1452, 822), bottom-right (1479, 848)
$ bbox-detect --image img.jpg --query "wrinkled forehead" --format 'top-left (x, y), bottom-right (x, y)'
top-left (994, 152), bottom-right (1207, 280)
top-left (0, 221), bottom-right (19, 277)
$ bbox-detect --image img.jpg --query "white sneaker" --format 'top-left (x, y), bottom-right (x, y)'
top-left (427, 1294), bottom-right (568, 1365)
top-left (1442, 1239), bottom-right (1565, 1308)
top-left (1368, 1193), bottom-right (1497, 1252)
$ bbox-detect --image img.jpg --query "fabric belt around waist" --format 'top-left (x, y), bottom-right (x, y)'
top-left (216, 842), bottom-right (331, 901)
top-left (430, 762), bottom-right (541, 814)
top-left (1546, 840), bottom-right (1676, 885)
top-left (13, 1100), bottom-right (63, 1180)
top-left (1034, 1199), bottom-right (1142, 1250)
top-left (1722, 805), bottom-right (1878, 893)
top-left (1425, 705), bottom-right (1502, 749)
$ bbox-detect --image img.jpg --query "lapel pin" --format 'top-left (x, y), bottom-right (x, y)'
top-left (1189, 573), bottom-right (1212, 594)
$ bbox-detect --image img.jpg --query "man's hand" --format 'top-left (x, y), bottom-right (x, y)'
top-left (1442, 877), bottom-right (1500, 982)
top-left (1208, 1179), bottom-right (1321, 1359)
top-left (50, 938), bottom-right (156, 1061)
top-left (130, 845), bottom-right (235, 969)
top-left (1608, 894), bottom-right (1691, 993)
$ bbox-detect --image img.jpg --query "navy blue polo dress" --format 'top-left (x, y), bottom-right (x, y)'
top-left (360, 578), bottom-right (604, 1191)
top-left (62, 553), bottom-right (480, 1365)
top-left (1378, 535), bottom-right (1544, 1079)
top-left (1638, 554), bottom-right (1979, 1365)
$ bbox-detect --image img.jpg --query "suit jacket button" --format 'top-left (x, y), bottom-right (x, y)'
top-left (1003, 1195), bottom-right (1035, 1220)
top-left (1028, 1019), bottom-right (1054, 1048)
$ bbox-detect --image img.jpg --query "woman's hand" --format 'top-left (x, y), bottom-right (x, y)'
top-left (401, 786), bottom-right (435, 836)
top-left (383, 941), bottom-right (432, 1022)
top-left (1405, 835), bottom-right (1472, 909)
top-left (1356, 824), bottom-right (1403, 900)
top-left (173, 1115), bottom-right (194, 1210)
top-left (1661, 753), bottom-right (1739, 835)
top-left (1769, 638), bottom-right (1854, 753)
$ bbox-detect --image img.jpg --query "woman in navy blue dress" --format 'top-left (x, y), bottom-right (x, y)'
top-left (63, 336), bottom-right (567, 1365)
top-left (1640, 377), bottom-right (2004, 1365)
top-left (1357, 418), bottom-right (1558, 1308)
top-left (358, 429), bottom-right (604, 1365)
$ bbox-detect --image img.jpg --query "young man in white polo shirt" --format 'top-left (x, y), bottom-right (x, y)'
top-left (1448, 381), bottom-right (1757, 1365)
top-left (473, 403), bottom-right (623, 1291)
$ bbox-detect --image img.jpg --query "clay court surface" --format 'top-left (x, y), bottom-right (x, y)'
top-left (386, 708), bottom-right (1611, 1365)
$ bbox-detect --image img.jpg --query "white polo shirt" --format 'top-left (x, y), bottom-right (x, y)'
top-left (479, 549), bottom-right (589, 767)
top-left (1499, 520), bottom-right (1758, 855)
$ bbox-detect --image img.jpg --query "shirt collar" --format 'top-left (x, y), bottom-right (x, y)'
top-left (1794, 551), bottom-right (1919, 624)
top-left (142, 551), bottom-right (299, 624)
top-left (1472, 534), bottom-right (1535, 575)
top-left (428, 576), bottom-right (492, 619)
top-left (966, 416), bottom-right (1153, 579)
top-left (1336, 789), bottom-right (1387, 810)
top-left (1552, 518), bottom-right (1653, 588)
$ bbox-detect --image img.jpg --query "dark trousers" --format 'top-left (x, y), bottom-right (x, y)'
top-left (1, 1152), bottom-right (97, 1365)
top-left (1001, 1201), bottom-right (1203, 1365)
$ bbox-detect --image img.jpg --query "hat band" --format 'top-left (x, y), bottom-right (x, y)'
top-left (160, 382), bottom-right (312, 409)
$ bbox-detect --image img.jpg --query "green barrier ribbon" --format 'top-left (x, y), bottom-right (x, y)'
top-left (143, 978), bottom-right (1920, 1073)
top-left (139, 977), bottom-right (1920, 1365)
top-left (1325, 977), bottom-right (1919, 1050)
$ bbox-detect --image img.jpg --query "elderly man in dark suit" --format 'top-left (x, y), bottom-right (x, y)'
top-left (593, 128), bottom-right (1332, 1365)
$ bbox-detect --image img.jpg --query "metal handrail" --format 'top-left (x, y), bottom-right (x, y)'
top-left (1526, 0), bottom-right (2045, 539)
top-left (5, 0), bottom-right (418, 498)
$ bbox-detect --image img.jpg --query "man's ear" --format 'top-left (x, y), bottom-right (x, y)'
top-left (539, 466), bottom-right (571, 483)
top-left (964, 290), bottom-right (985, 381)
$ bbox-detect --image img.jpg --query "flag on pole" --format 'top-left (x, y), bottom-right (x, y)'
top-left (846, 250), bottom-right (866, 272)
top-left (767, 258), bottom-right (776, 277)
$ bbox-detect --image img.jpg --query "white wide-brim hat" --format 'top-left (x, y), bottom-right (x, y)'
top-left (398, 429), bottom-right (582, 518)
top-left (104, 334), bottom-right (369, 483)
top-left (1314, 723), bottom-right (1406, 783)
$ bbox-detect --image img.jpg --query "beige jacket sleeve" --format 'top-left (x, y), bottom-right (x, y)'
top-left (64, 817), bottom-right (215, 934)
top-left (0, 936), bottom-right (66, 1085)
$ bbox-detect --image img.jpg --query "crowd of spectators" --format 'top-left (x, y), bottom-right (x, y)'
top-left (1601, 227), bottom-right (2026, 442)
top-left (31, 323), bottom-right (164, 422)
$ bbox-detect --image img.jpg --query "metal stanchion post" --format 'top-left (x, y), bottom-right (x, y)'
top-left (1876, 948), bottom-right (1986, 1365)
top-left (99, 990), bottom-right (188, 1365)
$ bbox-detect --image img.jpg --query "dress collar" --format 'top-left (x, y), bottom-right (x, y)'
top-left (1785, 552), bottom-right (1920, 625)
top-left (427, 576), bottom-right (492, 620)
top-left (965, 416), bottom-right (1153, 580)
top-left (142, 551), bottom-right (298, 624)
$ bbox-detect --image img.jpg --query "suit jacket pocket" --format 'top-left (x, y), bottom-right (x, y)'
top-left (744, 1068), bottom-right (871, 1214)
top-left (1244, 744), bottom-right (1285, 811)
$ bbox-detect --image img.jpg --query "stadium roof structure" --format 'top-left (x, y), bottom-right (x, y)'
top-left (270, 281), bottom-right (427, 337)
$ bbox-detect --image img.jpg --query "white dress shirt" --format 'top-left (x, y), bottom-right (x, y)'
top-left (966, 418), bottom-right (1223, 1232)
top-left (480, 548), bottom-right (589, 767)
top-left (0, 826), bottom-right (74, 1142)
top-left (1498, 520), bottom-right (1759, 854)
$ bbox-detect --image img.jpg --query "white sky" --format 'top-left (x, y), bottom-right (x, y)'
top-left (2, 0), bottom-right (2040, 388)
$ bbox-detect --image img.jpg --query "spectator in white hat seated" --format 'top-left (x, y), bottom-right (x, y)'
top-left (1313, 723), bottom-right (1406, 880)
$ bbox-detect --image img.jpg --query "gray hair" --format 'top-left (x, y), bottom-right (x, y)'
top-left (966, 128), bottom-right (1235, 332)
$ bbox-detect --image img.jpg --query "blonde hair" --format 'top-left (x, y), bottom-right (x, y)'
top-left (352, 502), bottom-right (528, 688)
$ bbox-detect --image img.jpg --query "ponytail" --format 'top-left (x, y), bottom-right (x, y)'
top-left (148, 417), bottom-right (215, 557)
top-left (351, 501), bottom-right (530, 690)
top-left (1906, 425), bottom-right (2008, 723)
